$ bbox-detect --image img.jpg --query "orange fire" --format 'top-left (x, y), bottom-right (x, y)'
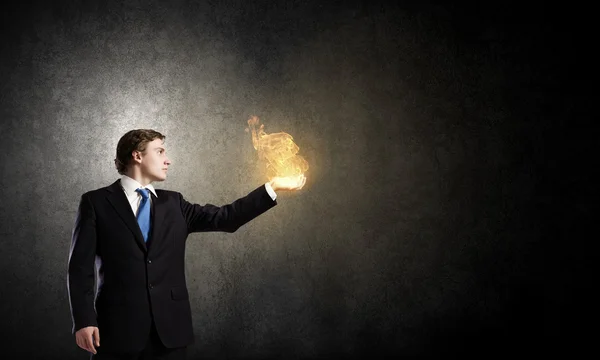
top-left (246, 115), bottom-right (309, 181)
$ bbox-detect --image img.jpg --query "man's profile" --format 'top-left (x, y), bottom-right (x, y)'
top-left (67, 129), bottom-right (306, 359)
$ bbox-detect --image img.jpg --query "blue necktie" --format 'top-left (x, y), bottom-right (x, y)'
top-left (136, 188), bottom-right (151, 243)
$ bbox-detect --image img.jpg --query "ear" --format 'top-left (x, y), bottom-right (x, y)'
top-left (132, 150), bottom-right (143, 164)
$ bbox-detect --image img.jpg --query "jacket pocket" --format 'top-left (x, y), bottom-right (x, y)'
top-left (171, 286), bottom-right (189, 301)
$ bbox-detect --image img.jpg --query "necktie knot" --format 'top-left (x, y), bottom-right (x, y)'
top-left (136, 188), bottom-right (150, 200)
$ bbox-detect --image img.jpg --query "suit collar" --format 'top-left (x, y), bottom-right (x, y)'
top-left (106, 179), bottom-right (168, 254)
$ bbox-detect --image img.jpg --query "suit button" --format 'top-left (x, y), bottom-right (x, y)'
top-left (148, 259), bottom-right (152, 264)
top-left (148, 284), bottom-right (153, 289)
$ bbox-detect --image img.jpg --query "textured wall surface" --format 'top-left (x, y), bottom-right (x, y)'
top-left (0, 1), bottom-right (589, 359)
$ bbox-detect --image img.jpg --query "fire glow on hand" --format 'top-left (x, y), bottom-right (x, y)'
top-left (246, 115), bottom-right (309, 182)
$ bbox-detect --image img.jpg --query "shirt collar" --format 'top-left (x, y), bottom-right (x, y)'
top-left (120, 175), bottom-right (158, 198)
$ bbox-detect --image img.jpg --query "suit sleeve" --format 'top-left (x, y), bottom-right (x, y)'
top-left (179, 184), bottom-right (277, 234)
top-left (67, 193), bottom-right (98, 333)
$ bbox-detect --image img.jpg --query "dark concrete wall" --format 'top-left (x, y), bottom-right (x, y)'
top-left (0, 1), bottom-right (590, 358)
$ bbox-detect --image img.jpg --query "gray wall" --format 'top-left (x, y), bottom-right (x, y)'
top-left (0, 1), bottom-right (584, 358)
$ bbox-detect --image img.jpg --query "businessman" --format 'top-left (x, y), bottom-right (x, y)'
top-left (67, 129), bottom-right (306, 359)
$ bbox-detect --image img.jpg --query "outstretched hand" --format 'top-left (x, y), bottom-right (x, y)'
top-left (269, 174), bottom-right (306, 192)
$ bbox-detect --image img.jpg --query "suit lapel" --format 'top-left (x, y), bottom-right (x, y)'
top-left (106, 179), bottom-right (147, 253)
top-left (106, 179), bottom-right (169, 253)
top-left (149, 191), bottom-right (167, 251)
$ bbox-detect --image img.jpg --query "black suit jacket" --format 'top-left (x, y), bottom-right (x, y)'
top-left (67, 179), bottom-right (277, 352)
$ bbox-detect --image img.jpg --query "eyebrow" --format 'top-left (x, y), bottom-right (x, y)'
top-left (155, 147), bottom-right (165, 151)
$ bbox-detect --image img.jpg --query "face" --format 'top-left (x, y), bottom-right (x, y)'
top-left (135, 138), bottom-right (171, 183)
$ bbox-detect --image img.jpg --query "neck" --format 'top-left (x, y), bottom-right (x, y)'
top-left (124, 169), bottom-right (153, 187)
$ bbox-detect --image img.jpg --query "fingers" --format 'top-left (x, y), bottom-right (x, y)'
top-left (93, 327), bottom-right (100, 347)
top-left (76, 332), bottom-right (97, 354)
top-left (297, 175), bottom-right (306, 189)
top-left (77, 336), bottom-right (94, 354)
top-left (86, 333), bottom-right (97, 354)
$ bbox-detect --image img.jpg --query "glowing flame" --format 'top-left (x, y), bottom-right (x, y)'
top-left (246, 115), bottom-right (309, 181)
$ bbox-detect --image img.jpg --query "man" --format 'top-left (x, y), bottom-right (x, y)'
top-left (67, 129), bottom-right (306, 359)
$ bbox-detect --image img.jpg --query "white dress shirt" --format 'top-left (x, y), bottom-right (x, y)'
top-left (119, 175), bottom-right (277, 216)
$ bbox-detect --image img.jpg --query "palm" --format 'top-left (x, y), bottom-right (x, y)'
top-left (271, 174), bottom-right (306, 191)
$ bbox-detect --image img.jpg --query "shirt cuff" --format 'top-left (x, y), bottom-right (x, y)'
top-left (264, 182), bottom-right (277, 201)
